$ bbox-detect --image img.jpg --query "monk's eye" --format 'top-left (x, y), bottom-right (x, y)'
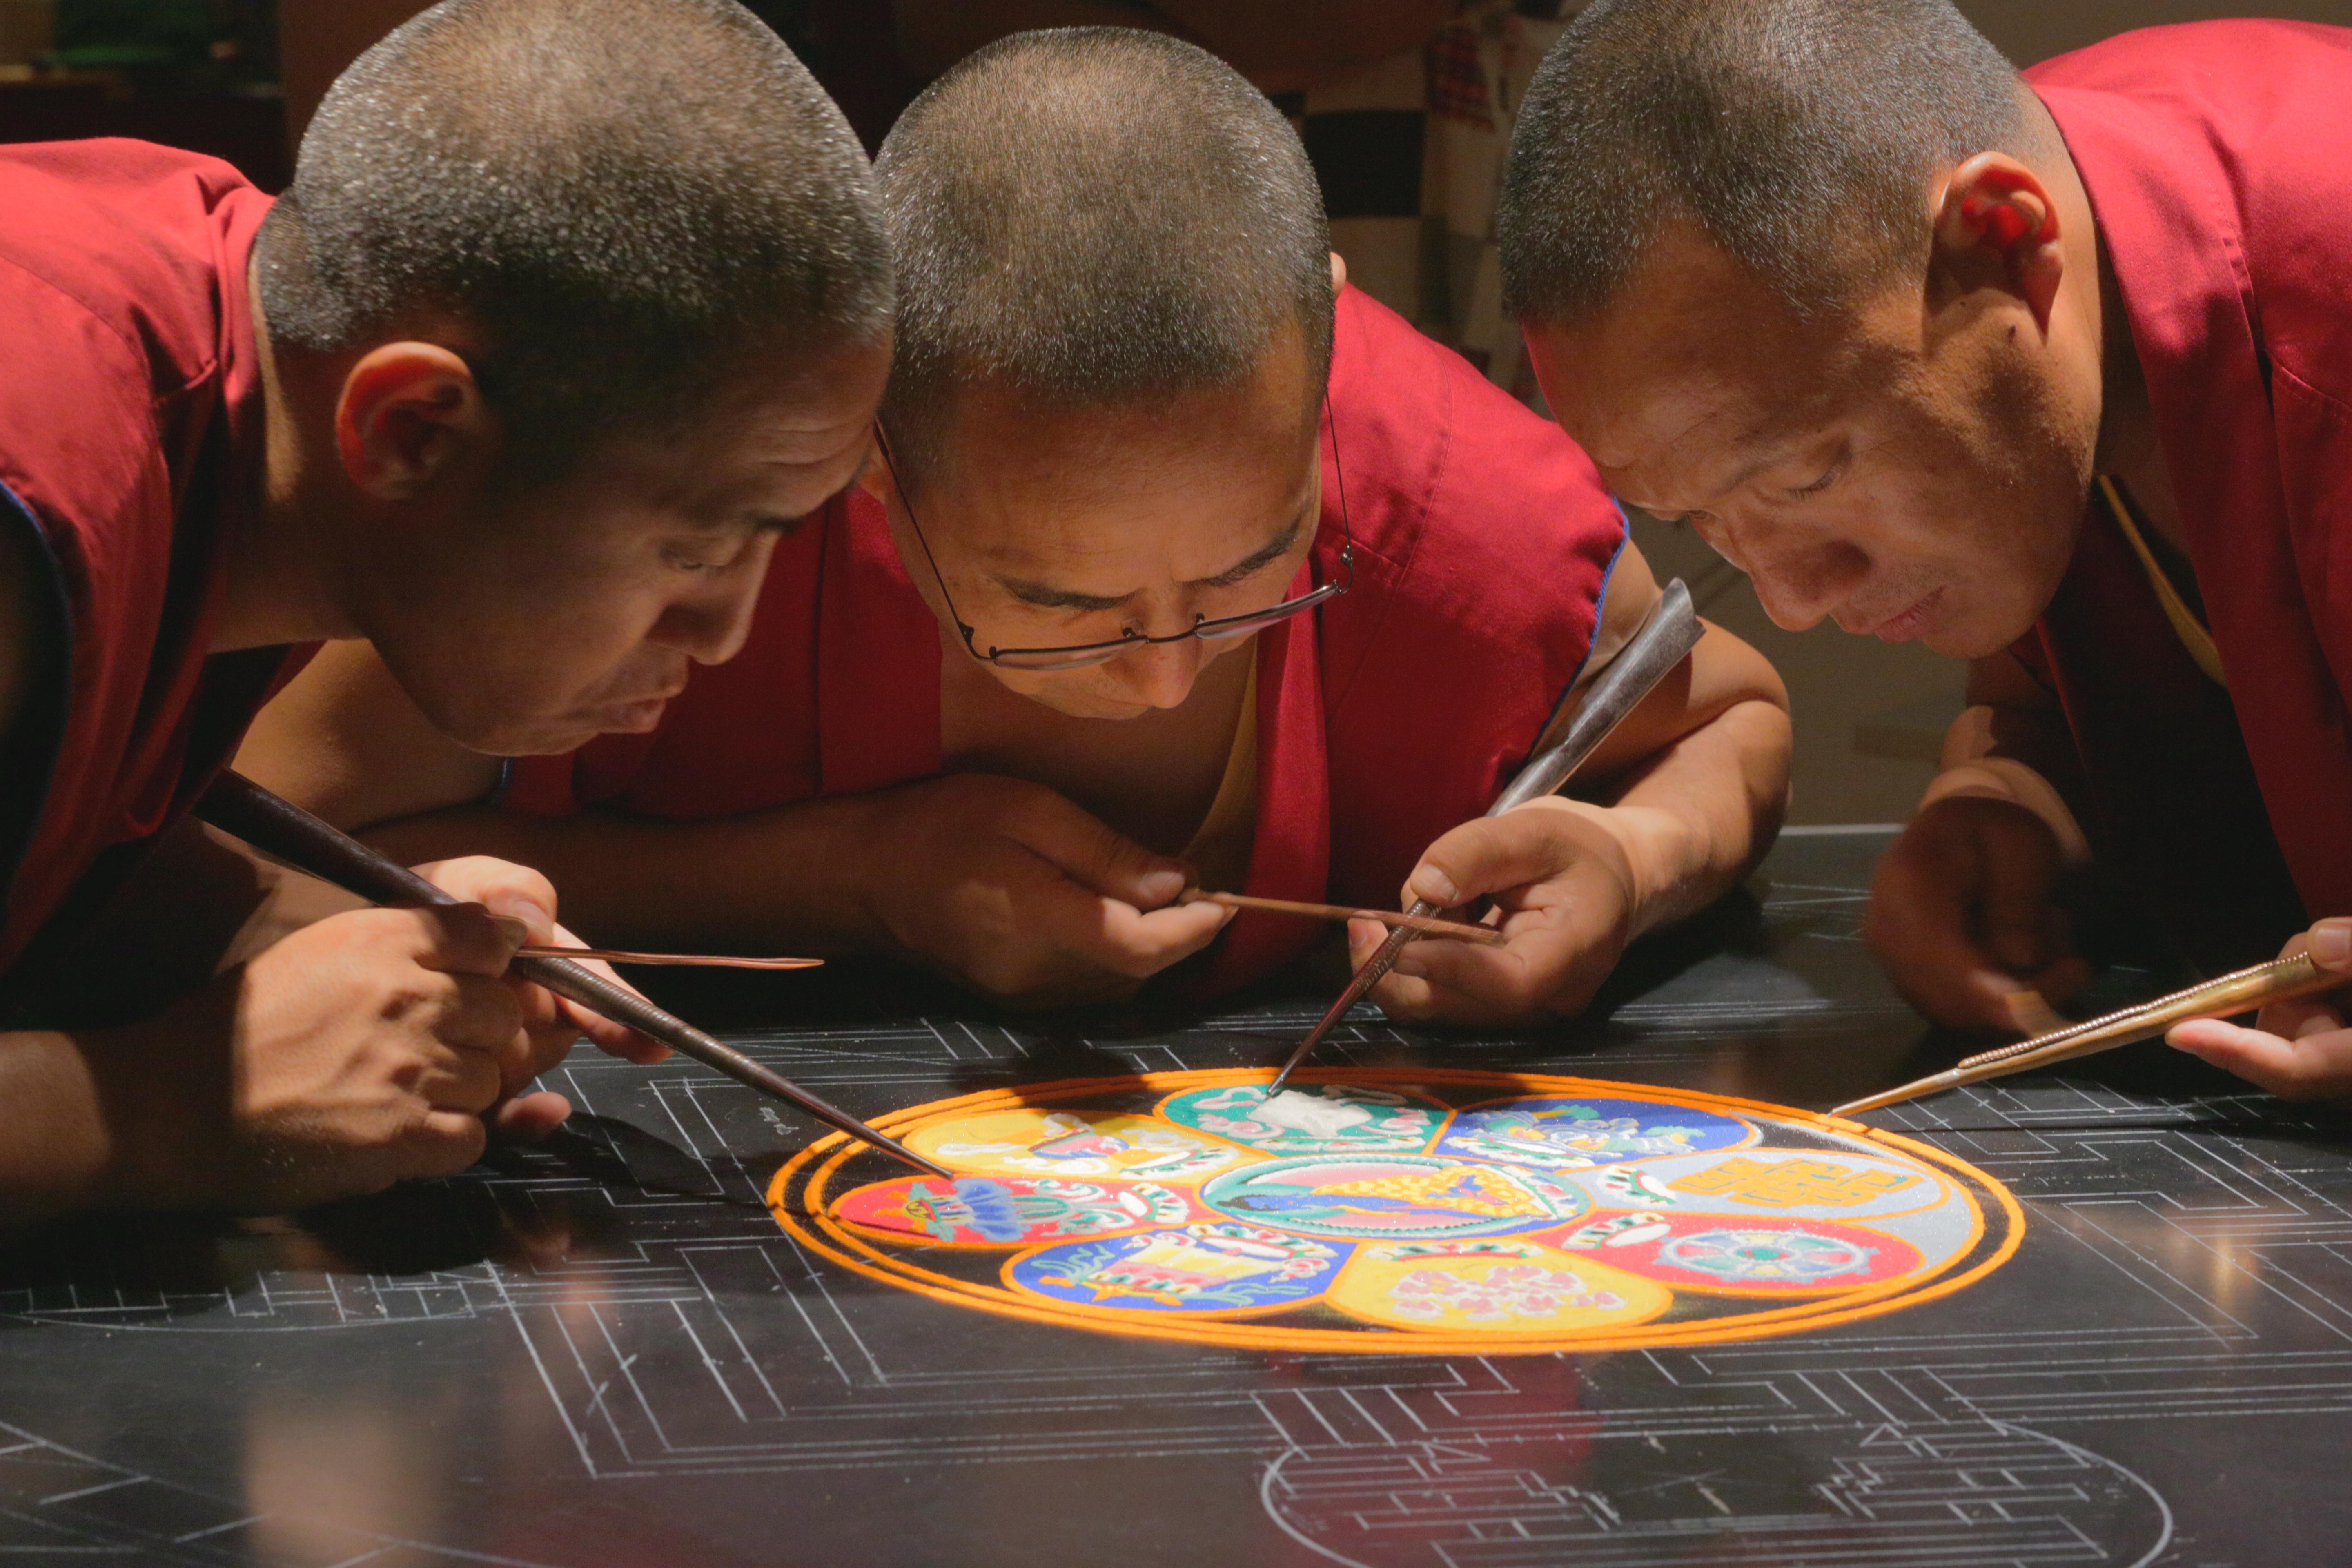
top-left (660, 543), bottom-right (723, 576)
top-left (1790, 458), bottom-right (1846, 499)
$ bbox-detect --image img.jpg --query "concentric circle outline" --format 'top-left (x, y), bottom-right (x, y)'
top-left (768, 1068), bottom-right (2025, 1356)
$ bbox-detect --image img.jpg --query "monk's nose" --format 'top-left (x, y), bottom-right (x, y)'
top-left (1123, 639), bottom-right (1200, 709)
top-left (1748, 539), bottom-right (1871, 633)
top-left (654, 537), bottom-right (776, 665)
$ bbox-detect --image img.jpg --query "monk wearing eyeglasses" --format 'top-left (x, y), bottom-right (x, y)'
top-left (242, 27), bottom-right (1790, 1016)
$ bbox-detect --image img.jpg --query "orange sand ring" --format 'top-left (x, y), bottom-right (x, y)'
top-left (768, 1068), bottom-right (2023, 1356)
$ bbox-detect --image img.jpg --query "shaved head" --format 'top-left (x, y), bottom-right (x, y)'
top-left (1499, 0), bottom-right (2028, 321)
top-left (1503, 0), bottom-right (2113, 665)
top-left (874, 26), bottom-right (1334, 486)
top-left (256, 0), bottom-right (890, 479)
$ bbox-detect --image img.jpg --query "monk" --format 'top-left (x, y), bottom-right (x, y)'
top-left (1495, 0), bottom-right (2352, 1094)
top-left (0, 0), bottom-right (891, 1222)
top-left (243, 28), bottom-right (1791, 1020)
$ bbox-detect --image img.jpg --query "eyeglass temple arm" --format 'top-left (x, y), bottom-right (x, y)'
top-left (874, 423), bottom-right (993, 657)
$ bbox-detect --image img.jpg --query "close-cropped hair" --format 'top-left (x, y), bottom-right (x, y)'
top-left (874, 27), bottom-right (1334, 487)
top-left (1498, 0), bottom-right (2025, 321)
top-left (256, 0), bottom-right (891, 480)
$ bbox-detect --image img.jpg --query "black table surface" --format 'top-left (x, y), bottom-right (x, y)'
top-left (5, 828), bottom-right (2348, 1567)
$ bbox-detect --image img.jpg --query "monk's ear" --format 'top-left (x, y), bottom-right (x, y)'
top-left (1929, 153), bottom-right (2065, 332)
top-left (333, 342), bottom-right (494, 500)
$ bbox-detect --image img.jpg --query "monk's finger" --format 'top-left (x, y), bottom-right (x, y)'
top-left (2168, 1016), bottom-right (2352, 1101)
top-left (1382, 902), bottom-right (1614, 1025)
top-left (1357, 903), bottom-right (1458, 1018)
top-left (1363, 960), bottom-right (1442, 1022)
top-left (555, 994), bottom-right (672, 1065)
top-left (1377, 941), bottom-right (1545, 1026)
top-left (532, 925), bottom-right (670, 1063)
top-left (492, 1089), bottom-right (575, 1143)
top-left (2240, 986), bottom-right (2348, 1042)
top-left (1000, 787), bottom-right (1191, 910)
top-left (1065, 895), bottom-right (1231, 980)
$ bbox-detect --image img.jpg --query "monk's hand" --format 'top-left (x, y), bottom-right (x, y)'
top-left (94, 900), bottom-right (546, 1211)
top-left (1866, 795), bottom-right (2089, 1031)
top-left (848, 773), bottom-right (1233, 1009)
top-left (2169, 918), bottom-right (2352, 1099)
top-left (414, 856), bottom-right (670, 1142)
top-left (1359, 798), bottom-right (1639, 1025)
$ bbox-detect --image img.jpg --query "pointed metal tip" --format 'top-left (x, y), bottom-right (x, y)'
top-left (1269, 1012), bottom-right (1350, 1095)
top-left (860, 1128), bottom-right (953, 1179)
top-left (1831, 1069), bottom-right (1963, 1119)
top-left (1274, 922), bottom-right (1419, 1091)
top-left (1264, 1045), bottom-right (1314, 1097)
top-left (866, 1134), bottom-right (953, 1180)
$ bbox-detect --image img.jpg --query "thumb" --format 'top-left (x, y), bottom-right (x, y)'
top-left (2306, 917), bottom-right (2352, 977)
top-left (1009, 790), bottom-right (1190, 909)
top-left (420, 856), bottom-right (559, 945)
top-left (481, 889), bottom-right (556, 946)
top-left (1405, 815), bottom-right (1551, 911)
top-left (408, 901), bottom-right (527, 977)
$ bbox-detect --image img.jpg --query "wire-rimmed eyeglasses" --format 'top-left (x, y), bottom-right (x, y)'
top-left (875, 401), bottom-right (1354, 673)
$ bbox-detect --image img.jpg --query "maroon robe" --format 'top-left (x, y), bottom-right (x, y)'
top-left (0, 140), bottom-right (295, 978)
top-left (2023, 21), bottom-right (2352, 968)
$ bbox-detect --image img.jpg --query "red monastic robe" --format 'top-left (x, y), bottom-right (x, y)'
top-left (508, 287), bottom-right (1628, 996)
top-left (2021, 22), bottom-right (2352, 969)
top-left (0, 141), bottom-right (293, 978)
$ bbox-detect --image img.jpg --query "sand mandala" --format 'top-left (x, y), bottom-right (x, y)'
top-left (768, 1069), bottom-right (2022, 1355)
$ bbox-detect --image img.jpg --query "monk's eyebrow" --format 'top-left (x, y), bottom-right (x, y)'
top-left (1641, 433), bottom-right (1810, 523)
top-left (995, 577), bottom-right (1132, 612)
top-left (991, 504), bottom-right (1312, 611)
top-left (679, 501), bottom-right (813, 541)
top-left (1190, 508), bottom-right (1307, 590)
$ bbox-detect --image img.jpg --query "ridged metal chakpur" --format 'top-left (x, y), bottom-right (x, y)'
top-left (1831, 951), bottom-right (2336, 1118)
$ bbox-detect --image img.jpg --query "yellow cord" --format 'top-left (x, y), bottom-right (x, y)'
top-left (2099, 474), bottom-right (2225, 688)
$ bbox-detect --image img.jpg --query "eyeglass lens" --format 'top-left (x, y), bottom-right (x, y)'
top-left (886, 397), bottom-right (1349, 672)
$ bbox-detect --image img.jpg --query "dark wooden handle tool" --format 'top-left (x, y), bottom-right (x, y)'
top-left (195, 770), bottom-right (950, 1178)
